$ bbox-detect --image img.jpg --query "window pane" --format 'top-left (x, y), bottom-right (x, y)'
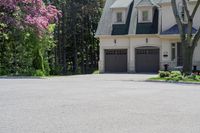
top-left (142, 11), bottom-right (148, 21)
top-left (171, 43), bottom-right (176, 61)
top-left (116, 12), bottom-right (122, 22)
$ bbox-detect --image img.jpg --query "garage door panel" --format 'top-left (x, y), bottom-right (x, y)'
top-left (105, 49), bottom-right (127, 73)
top-left (135, 48), bottom-right (159, 73)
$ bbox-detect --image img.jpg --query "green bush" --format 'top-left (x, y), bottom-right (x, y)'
top-left (183, 74), bottom-right (200, 81)
top-left (166, 71), bottom-right (183, 81)
top-left (159, 71), bottom-right (183, 82)
top-left (158, 71), bottom-right (200, 82)
top-left (0, 68), bottom-right (8, 76)
top-left (159, 71), bottom-right (171, 78)
top-left (33, 70), bottom-right (45, 77)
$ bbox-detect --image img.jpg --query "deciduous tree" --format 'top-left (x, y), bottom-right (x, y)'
top-left (171, 0), bottom-right (200, 74)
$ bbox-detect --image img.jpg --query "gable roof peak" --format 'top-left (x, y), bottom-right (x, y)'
top-left (136, 0), bottom-right (159, 7)
top-left (110, 0), bottom-right (133, 9)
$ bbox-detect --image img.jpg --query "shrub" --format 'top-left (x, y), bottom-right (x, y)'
top-left (33, 70), bottom-right (45, 77)
top-left (0, 69), bottom-right (8, 76)
top-left (159, 71), bottom-right (171, 78)
top-left (166, 71), bottom-right (183, 81)
top-left (157, 71), bottom-right (200, 82)
top-left (183, 74), bottom-right (200, 81)
top-left (159, 71), bottom-right (183, 81)
top-left (170, 71), bottom-right (182, 78)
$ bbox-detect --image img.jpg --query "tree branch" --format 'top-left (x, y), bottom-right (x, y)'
top-left (171, 0), bottom-right (184, 40)
top-left (182, 0), bottom-right (190, 19)
top-left (191, 0), bottom-right (200, 19)
top-left (183, 0), bottom-right (193, 45)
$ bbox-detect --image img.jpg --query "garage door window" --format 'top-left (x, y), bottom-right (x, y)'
top-left (136, 49), bottom-right (159, 55)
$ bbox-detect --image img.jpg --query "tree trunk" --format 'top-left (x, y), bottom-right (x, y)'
top-left (61, 4), bottom-right (67, 75)
top-left (33, 48), bottom-right (45, 72)
top-left (182, 43), bottom-right (195, 75)
top-left (73, 34), bottom-right (78, 73)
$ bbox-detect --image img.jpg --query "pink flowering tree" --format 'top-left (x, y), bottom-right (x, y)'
top-left (0, 0), bottom-right (60, 34)
top-left (0, 0), bottom-right (61, 74)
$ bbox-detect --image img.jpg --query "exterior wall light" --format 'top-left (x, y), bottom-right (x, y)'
top-left (114, 39), bottom-right (117, 44)
top-left (146, 38), bottom-right (148, 44)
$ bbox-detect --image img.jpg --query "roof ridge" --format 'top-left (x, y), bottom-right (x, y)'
top-left (136, 0), bottom-right (159, 7)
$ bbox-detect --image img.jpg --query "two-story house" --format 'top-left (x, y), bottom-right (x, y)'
top-left (96, 0), bottom-right (200, 73)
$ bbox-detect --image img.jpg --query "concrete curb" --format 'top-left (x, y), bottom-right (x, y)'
top-left (146, 79), bottom-right (200, 85)
top-left (0, 76), bottom-right (46, 79)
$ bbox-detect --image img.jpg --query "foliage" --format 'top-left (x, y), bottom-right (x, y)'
top-left (33, 69), bottom-right (45, 77)
top-left (92, 70), bottom-right (99, 74)
top-left (0, 0), bottom-right (104, 76)
top-left (183, 74), bottom-right (200, 81)
top-left (159, 71), bottom-right (171, 78)
top-left (0, 0), bottom-right (60, 35)
top-left (0, 0), bottom-right (60, 76)
top-left (157, 71), bottom-right (200, 82)
top-left (51, 0), bottom-right (104, 75)
top-left (165, 71), bottom-right (183, 82)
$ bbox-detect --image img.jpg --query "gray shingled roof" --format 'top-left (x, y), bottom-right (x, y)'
top-left (161, 24), bottom-right (197, 35)
top-left (96, 0), bottom-right (115, 35)
top-left (96, 0), bottom-right (171, 36)
top-left (111, 0), bottom-right (133, 8)
top-left (112, 2), bottom-right (134, 35)
top-left (136, 0), bottom-right (159, 7)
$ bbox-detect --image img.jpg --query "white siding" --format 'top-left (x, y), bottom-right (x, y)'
top-left (188, 3), bottom-right (200, 29)
top-left (161, 1), bottom-right (200, 32)
top-left (161, 5), bottom-right (176, 32)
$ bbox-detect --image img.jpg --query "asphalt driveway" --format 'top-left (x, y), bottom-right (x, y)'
top-left (0, 74), bottom-right (200, 133)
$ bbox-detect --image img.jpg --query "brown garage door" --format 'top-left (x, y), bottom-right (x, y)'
top-left (105, 49), bottom-right (127, 73)
top-left (135, 47), bottom-right (159, 73)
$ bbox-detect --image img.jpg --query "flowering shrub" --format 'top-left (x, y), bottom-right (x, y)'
top-left (0, 0), bottom-right (60, 76)
top-left (0, 0), bottom-right (61, 35)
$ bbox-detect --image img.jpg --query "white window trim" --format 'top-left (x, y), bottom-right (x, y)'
top-left (112, 8), bottom-right (128, 24)
top-left (171, 43), bottom-right (176, 61)
top-left (142, 10), bottom-right (149, 22)
top-left (138, 8), bottom-right (153, 23)
top-left (116, 12), bottom-right (123, 23)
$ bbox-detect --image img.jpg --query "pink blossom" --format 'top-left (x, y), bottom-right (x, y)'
top-left (0, 0), bottom-right (61, 35)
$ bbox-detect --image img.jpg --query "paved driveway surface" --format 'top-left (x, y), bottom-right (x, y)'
top-left (0, 74), bottom-right (200, 133)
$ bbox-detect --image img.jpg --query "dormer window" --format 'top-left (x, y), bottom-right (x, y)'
top-left (116, 12), bottom-right (123, 23)
top-left (136, 0), bottom-right (159, 23)
top-left (137, 8), bottom-right (152, 23)
top-left (110, 0), bottom-right (133, 24)
top-left (142, 10), bottom-right (149, 21)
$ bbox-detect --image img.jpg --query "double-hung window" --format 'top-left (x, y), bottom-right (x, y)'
top-left (142, 10), bottom-right (149, 22)
top-left (171, 43), bottom-right (176, 61)
top-left (116, 12), bottom-right (123, 23)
